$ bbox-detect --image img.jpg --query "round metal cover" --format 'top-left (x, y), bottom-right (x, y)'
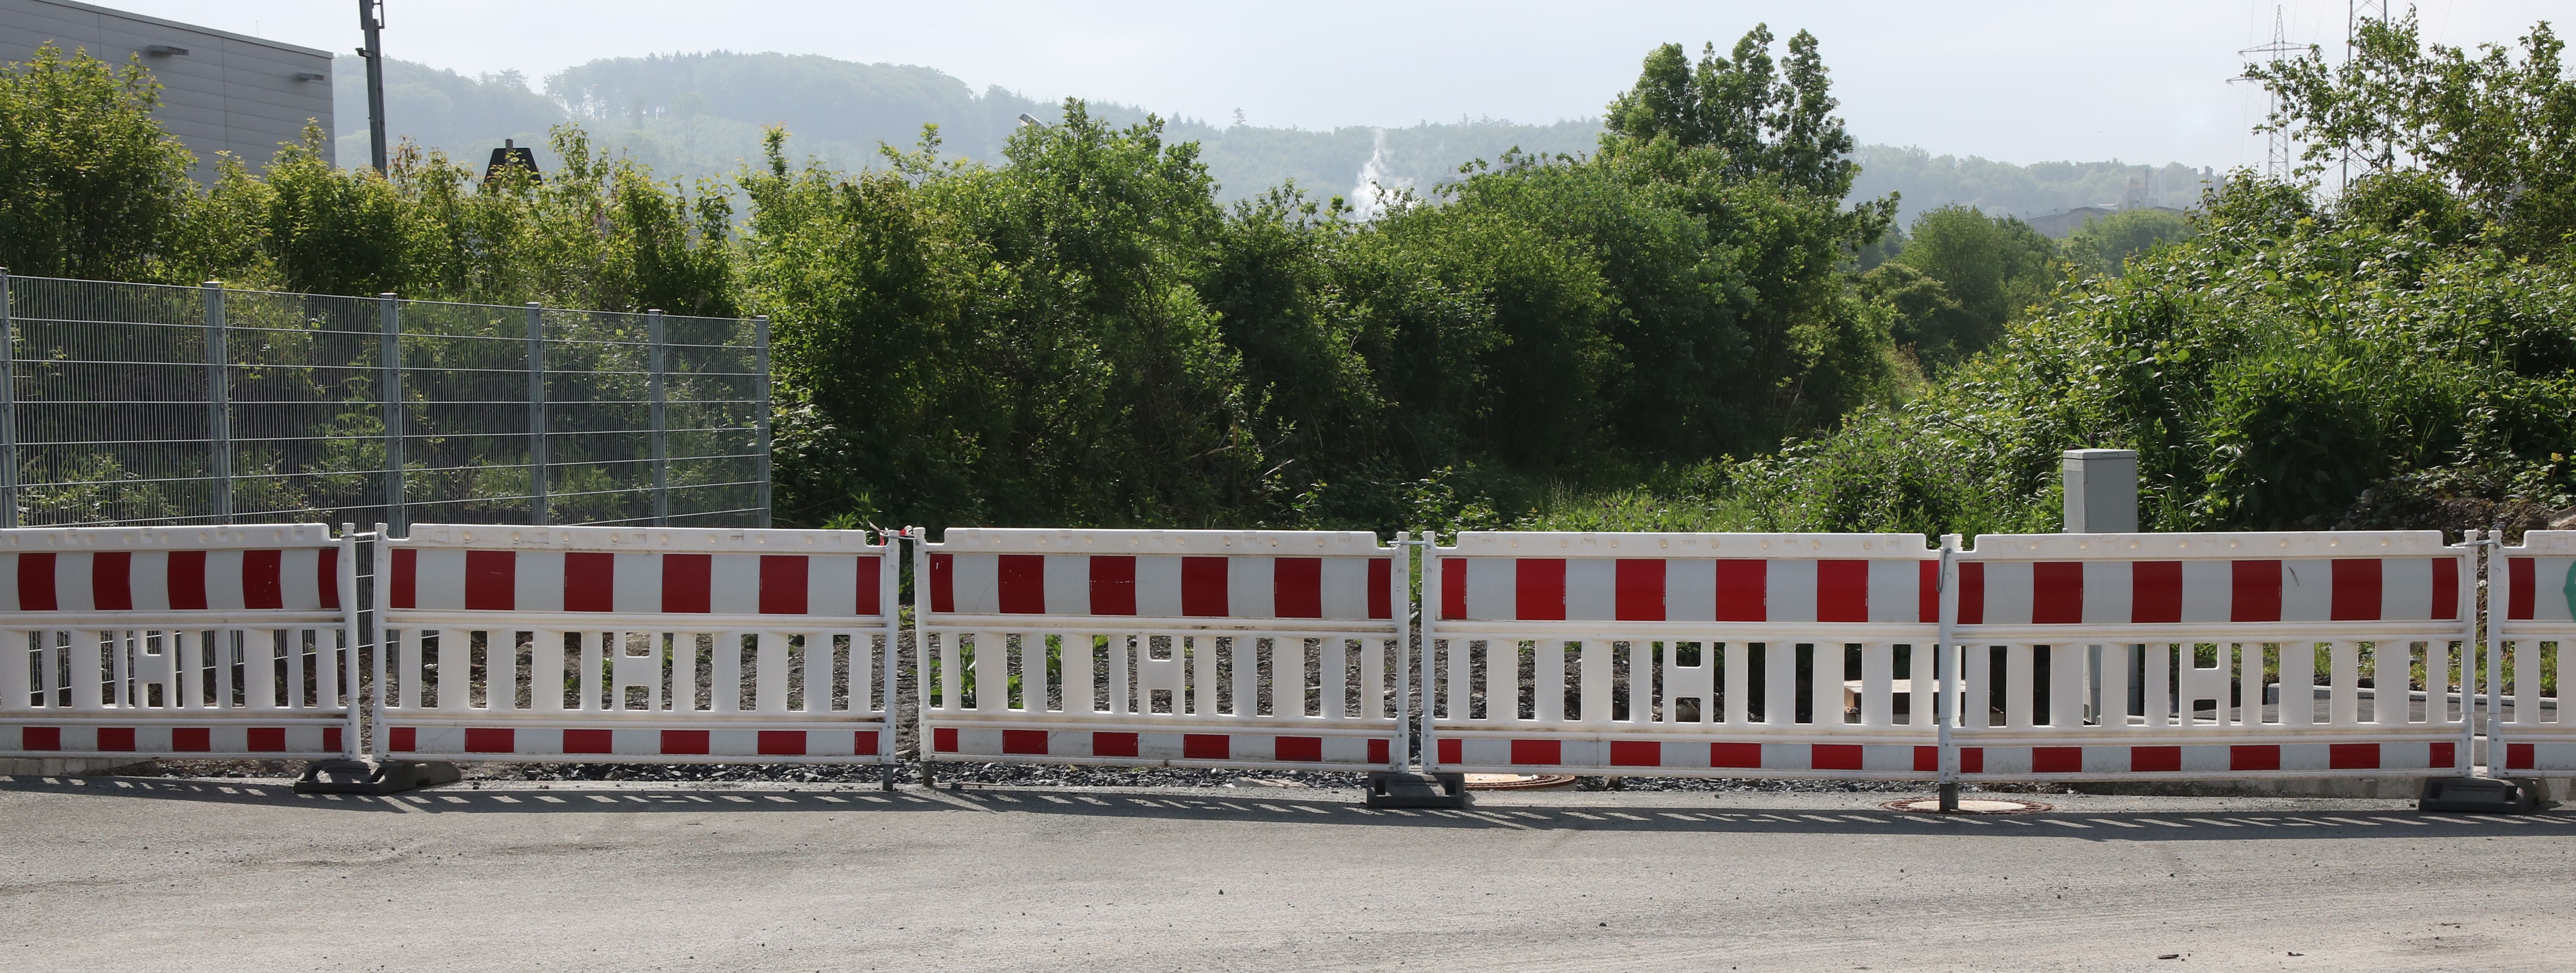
top-left (1879, 797), bottom-right (2052, 814)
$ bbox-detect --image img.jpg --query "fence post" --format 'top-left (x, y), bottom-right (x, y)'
top-left (0, 268), bottom-right (15, 529)
top-left (1935, 535), bottom-right (1961, 813)
top-left (753, 314), bottom-right (771, 529)
top-left (205, 281), bottom-right (231, 524)
top-left (380, 294), bottom-right (405, 536)
top-left (649, 308), bottom-right (668, 527)
top-left (527, 302), bottom-right (548, 526)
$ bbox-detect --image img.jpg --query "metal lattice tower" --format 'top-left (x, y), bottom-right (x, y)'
top-left (2241, 6), bottom-right (2303, 182)
top-left (2344, 0), bottom-right (2393, 187)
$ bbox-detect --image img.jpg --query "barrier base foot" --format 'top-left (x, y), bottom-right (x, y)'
top-left (1938, 782), bottom-right (1960, 814)
top-left (1366, 772), bottom-right (1466, 809)
top-left (2418, 776), bottom-right (2541, 814)
top-left (293, 759), bottom-right (460, 796)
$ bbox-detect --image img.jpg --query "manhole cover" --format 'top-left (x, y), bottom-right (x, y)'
top-left (1463, 773), bottom-right (1578, 790)
top-left (1879, 797), bottom-right (2052, 815)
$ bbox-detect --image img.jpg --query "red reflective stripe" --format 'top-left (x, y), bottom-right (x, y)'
top-left (1089, 555), bottom-right (1136, 615)
top-left (1439, 558), bottom-right (1465, 620)
top-left (385, 727), bottom-right (412, 753)
top-left (1959, 747), bottom-right (1983, 773)
top-left (2430, 557), bottom-right (2458, 621)
top-left (996, 554), bottom-right (1045, 614)
top-left (1509, 738), bottom-right (1561, 765)
top-left (1956, 561), bottom-right (1984, 625)
top-left (1515, 559), bottom-right (1565, 621)
top-left (1914, 746), bottom-right (1938, 772)
top-left (1815, 560), bottom-right (1867, 623)
top-left (1710, 742), bottom-right (1760, 768)
top-left (1367, 738), bottom-right (1390, 765)
top-left (1273, 558), bottom-right (1322, 619)
top-left (661, 730), bottom-right (710, 755)
top-left (1614, 559), bottom-right (1664, 621)
top-left (241, 550), bottom-right (283, 609)
top-left (15, 553), bottom-right (56, 610)
top-left (562, 729), bottom-right (612, 754)
top-left (246, 728), bottom-right (286, 752)
top-left (1182, 733), bottom-right (1229, 759)
top-left (2508, 557), bottom-right (2534, 620)
top-left (564, 552), bottom-right (615, 612)
top-left (758, 555), bottom-right (809, 614)
top-left (1811, 744), bottom-right (1863, 771)
top-left (1092, 731), bottom-right (1138, 757)
top-left (929, 553), bottom-right (954, 614)
top-left (2328, 743), bottom-right (2379, 770)
top-left (2330, 559), bottom-right (2381, 621)
top-left (853, 555), bottom-right (881, 616)
top-left (96, 727), bottom-right (135, 751)
top-left (932, 728), bottom-right (958, 753)
top-left (758, 731), bottom-right (808, 756)
top-left (1275, 736), bottom-right (1323, 762)
top-left (2507, 743), bottom-right (2535, 770)
top-left (2229, 744), bottom-right (2281, 771)
top-left (1368, 557), bottom-right (1392, 620)
top-left (317, 547), bottom-right (340, 610)
top-left (91, 551), bottom-right (133, 612)
top-left (20, 727), bottom-right (61, 750)
top-left (1002, 729), bottom-right (1049, 755)
top-left (2131, 561), bottom-right (2182, 623)
top-left (1714, 560), bottom-right (1765, 621)
top-left (2430, 741), bottom-right (2455, 768)
top-left (1609, 740), bottom-right (1660, 767)
top-left (168, 550), bottom-right (208, 610)
top-left (854, 731), bottom-right (879, 756)
top-left (1179, 557), bottom-right (1228, 617)
top-left (461, 550), bottom-right (513, 611)
top-left (2231, 561), bottom-right (2281, 622)
top-left (387, 548), bottom-right (414, 610)
top-left (2031, 747), bottom-right (2082, 773)
top-left (173, 727), bottom-right (211, 751)
top-left (2031, 562), bottom-right (2083, 624)
top-left (662, 554), bottom-right (711, 613)
top-left (1918, 561), bottom-right (1939, 623)
top-left (2131, 746), bottom-right (2181, 772)
top-left (463, 728), bottom-right (514, 753)
top-left (1437, 738), bottom-right (1461, 765)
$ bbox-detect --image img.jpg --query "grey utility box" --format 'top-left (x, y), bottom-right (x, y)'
top-left (2061, 449), bottom-right (2139, 533)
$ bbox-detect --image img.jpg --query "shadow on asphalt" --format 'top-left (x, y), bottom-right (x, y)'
top-left (6, 773), bottom-right (2570, 841)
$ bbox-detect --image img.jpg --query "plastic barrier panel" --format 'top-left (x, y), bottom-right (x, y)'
top-left (1952, 532), bottom-right (2473, 780)
top-left (1, 525), bottom-right (358, 760)
top-left (1423, 532), bottom-right (1944, 779)
top-left (914, 529), bottom-right (1409, 772)
top-left (2493, 530), bottom-right (2575, 776)
top-left (375, 524), bottom-right (897, 764)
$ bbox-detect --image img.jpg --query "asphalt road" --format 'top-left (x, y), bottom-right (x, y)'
top-left (3, 773), bottom-right (2571, 972)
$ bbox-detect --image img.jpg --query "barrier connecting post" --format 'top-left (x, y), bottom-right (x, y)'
top-left (1418, 531), bottom-right (1440, 777)
top-left (205, 281), bottom-right (230, 524)
top-left (379, 294), bottom-right (405, 535)
top-left (649, 308), bottom-right (668, 527)
top-left (0, 268), bottom-right (15, 529)
top-left (1936, 534), bottom-right (1961, 813)
top-left (2478, 528), bottom-right (2502, 775)
top-left (526, 302), bottom-right (548, 526)
top-left (1394, 531), bottom-right (1414, 772)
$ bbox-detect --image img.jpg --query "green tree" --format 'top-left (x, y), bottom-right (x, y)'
top-left (0, 45), bottom-right (195, 280)
top-left (1888, 205), bottom-right (2061, 368)
top-left (2063, 207), bottom-right (2196, 277)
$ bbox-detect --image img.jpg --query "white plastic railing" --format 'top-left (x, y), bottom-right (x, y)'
top-left (1, 525), bottom-right (358, 760)
top-left (2492, 530), bottom-right (2573, 776)
top-left (1422, 532), bottom-right (1945, 779)
top-left (1950, 531), bottom-right (2474, 780)
top-left (373, 524), bottom-right (898, 764)
top-left (912, 528), bottom-right (1410, 772)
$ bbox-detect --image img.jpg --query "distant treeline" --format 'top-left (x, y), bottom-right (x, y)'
top-left (330, 52), bottom-right (2201, 222)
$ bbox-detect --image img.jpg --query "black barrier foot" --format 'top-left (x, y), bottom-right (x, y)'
top-left (1938, 782), bottom-right (1960, 814)
top-left (880, 764), bottom-right (895, 792)
top-left (2419, 776), bottom-right (2540, 814)
top-left (293, 759), bottom-right (460, 796)
top-left (1366, 772), bottom-right (1466, 809)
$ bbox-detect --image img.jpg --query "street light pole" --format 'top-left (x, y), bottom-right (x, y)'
top-left (358, 1), bottom-right (388, 173)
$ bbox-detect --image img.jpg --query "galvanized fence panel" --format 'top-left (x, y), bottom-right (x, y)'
top-left (1950, 531), bottom-right (2475, 780)
top-left (1421, 532), bottom-right (1947, 779)
top-left (914, 528), bottom-right (1412, 772)
top-left (2492, 530), bottom-right (2573, 775)
top-left (0, 524), bottom-right (359, 760)
top-left (372, 524), bottom-right (897, 764)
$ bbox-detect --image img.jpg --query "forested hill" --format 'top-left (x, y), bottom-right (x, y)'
top-left (334, 52), bottom-right (2201, 222)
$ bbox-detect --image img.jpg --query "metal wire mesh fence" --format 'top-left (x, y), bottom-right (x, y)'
top-left (0, 271), bottom-right (770, 531)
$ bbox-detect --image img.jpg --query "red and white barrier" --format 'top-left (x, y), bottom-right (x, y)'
top-left (1949, 532), bottom-right (2474, 780)
top-left (914, 528), bottom-right (1409, 772)
top-left (2492, 530), bottom-right (2574, 776)
top-left (374, 524), bottom-right (898, 764)
top-left (1, 525), bottom-right (358, 760)
top-left (1422, 532), bottom-right (1945, 779)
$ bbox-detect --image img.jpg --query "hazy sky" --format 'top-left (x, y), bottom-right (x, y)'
top-left (107, 0), bottom-right (2560, 167)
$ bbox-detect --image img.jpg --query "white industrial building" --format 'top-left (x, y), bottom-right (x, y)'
top-left (0, 0), bottom-right (335, 180)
